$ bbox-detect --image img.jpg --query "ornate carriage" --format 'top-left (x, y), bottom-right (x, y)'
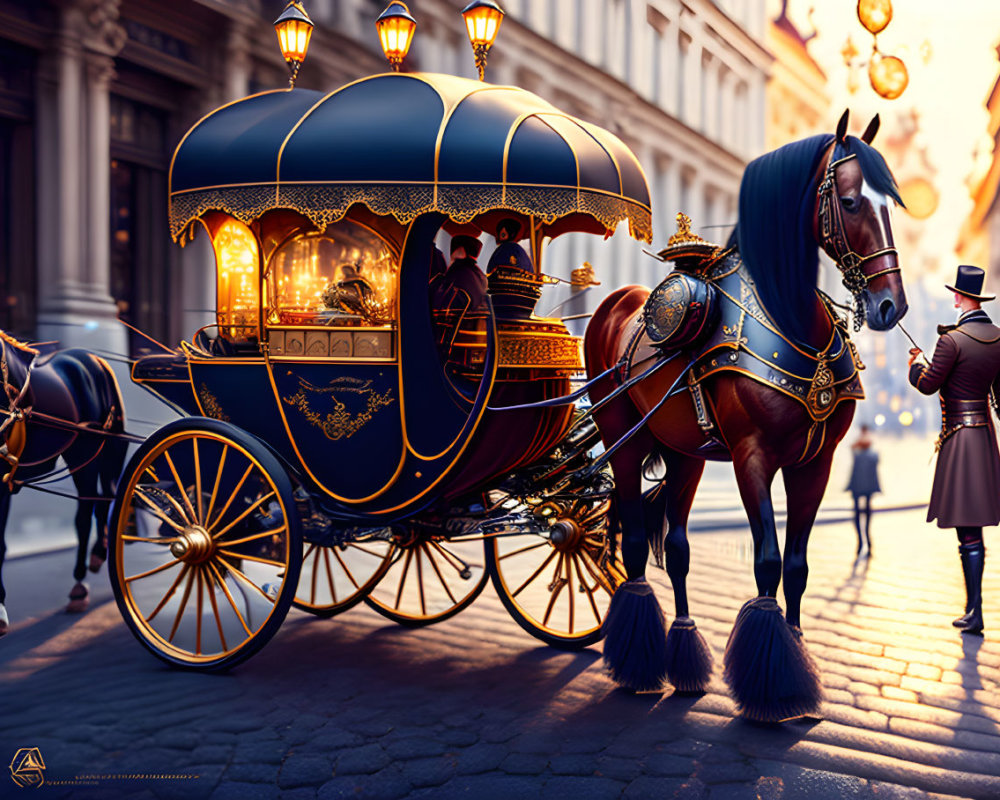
top-left (108, 69), bottom-right (654, 669)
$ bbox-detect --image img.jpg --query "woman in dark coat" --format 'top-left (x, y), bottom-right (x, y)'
top-left (908, 265), bottom-right (1000, 635)
top-left (846, 424), bottom-right (880, 556)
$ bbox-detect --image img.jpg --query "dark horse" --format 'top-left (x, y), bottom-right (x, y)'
top-left (586, 112), bottom-right (907, 721)
top-left (0, 334), bottom-right (128, 635)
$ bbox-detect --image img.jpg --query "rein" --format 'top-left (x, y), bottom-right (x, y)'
top-left (817, 153), bottom-right (899, 331)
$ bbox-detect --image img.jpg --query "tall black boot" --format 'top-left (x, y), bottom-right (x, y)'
top-left (953, 543), bottom-right (985, 635)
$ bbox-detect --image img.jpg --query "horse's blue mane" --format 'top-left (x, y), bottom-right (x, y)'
top-left (727, 133), bottom-right (901, 347)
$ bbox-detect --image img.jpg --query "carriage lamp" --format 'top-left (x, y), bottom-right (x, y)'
top-left (857, 0), bottom-right (892, 35)
top-left (375, 2), bottom-right (417, 72)
top-left (461, 1), bottom-right (504, 82)
top-left (274, 1), bottom-right (314, 88)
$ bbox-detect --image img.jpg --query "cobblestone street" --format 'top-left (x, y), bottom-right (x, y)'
top-left (2, 477), bottom-right (999, 800)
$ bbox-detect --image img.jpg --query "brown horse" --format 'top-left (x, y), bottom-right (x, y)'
top-left (586, 112), bottom-right (907, 721)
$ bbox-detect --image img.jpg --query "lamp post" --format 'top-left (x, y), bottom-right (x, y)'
top-left (274, 1), bottom-right (314, 88)
top-left (461, 1), bottom-right (504, 82)
top-left (375, 2), bottom-right (417, 72)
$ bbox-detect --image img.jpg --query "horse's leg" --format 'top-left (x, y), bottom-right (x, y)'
top-left (67, 460), bottom-right (98, 613)
top-left (0, 487), bottom-right (10, 635)
top-left (656, 449), bottom-right (713, 692)
top-left (601, 432), bottom-right (671, 693)
top-left (723, 439), bottom-right (821, 721)
top-left (781, 446), bottom-right (838, 630)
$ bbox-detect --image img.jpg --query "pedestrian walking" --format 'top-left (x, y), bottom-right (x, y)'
top-left (846, 424), bottom-right (880, 556)
top-left (908, 264), bottom-right (1000, 636)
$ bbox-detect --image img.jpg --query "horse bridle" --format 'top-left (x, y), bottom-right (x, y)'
top-left (817, 153), bottom-right (900, 330)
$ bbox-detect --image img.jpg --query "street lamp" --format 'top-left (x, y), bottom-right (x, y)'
top-left (375, 2), bottom-right (417, 72)
top-left (461, 1), bottom-right (504, 82)
top-left (274, 1), bottom-right (314, 88)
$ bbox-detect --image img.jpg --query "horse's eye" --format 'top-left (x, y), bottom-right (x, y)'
top-left (840, 196), bottom-right (858, 211)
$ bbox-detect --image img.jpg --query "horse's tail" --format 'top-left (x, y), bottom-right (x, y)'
top-left (90, 355), bottom-right (128, 500)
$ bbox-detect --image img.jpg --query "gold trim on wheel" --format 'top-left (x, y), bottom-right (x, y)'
top-left (488, 498), bottom-right (624, 647)
top-left (293, 540), bottom-right (393, 616)
top-left (365, 534), bottom-right (487, 626)
top-left (114, 430), bottom-right (296, 666)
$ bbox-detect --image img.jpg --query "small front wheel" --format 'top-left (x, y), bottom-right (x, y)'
top-left (486, 497), bottom-right (624, 650)
top-left (109, 418), bottom-right (302, 670)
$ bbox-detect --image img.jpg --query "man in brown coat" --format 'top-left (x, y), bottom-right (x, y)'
top-left (908, 265), bottom-right (1000, 635)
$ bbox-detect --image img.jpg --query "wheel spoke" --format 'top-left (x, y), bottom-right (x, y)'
top-left (205, 445), bottom-right (228, 526)
top-left (348, 543), bottom-right (388, 559)
top-left (577, 547), bottom-right (616, 595)
top-left (574, 555), bottom-right (604, 625)
top-left (216, 555), bottom-right (279, 603)
top-left (193, 438), bottom-right (204, 523)
top-left (394, 548), bottom-right (414, 608)
top-left (208, 462), bottom-right (254, 531)
top-left (331, 547), bottom-right (357, 591)
top-left (324, 548), bottom-right (339, 601)
top-left (211, 491), bottom-right (277, 539)
top-left (207, 561), bottom-right (252, 636)
top-left (497, 541), bottom-right (549, 561)
top-left (125, 557), bottom-right (183, 584)
top-left (216, 527), bottom-right (287, 548)
top-left (424, 544), bottom-right (458, 605)
top-left (146, 563), bottom-right (191, 622)
top-left (195, 566), bottom-right (204, 654)
top-left (163, 450), bottom-right (197, 524)
top-left (566, 554), bottom-right (575, 634)
top-left (416, 545), bottom-right (426, 616)
top-left (133, 489), bottom-right (186, 534)
top-left (121, 535), bottom-right (181, 545)
top-left (216, 549), bottom-right (286, 569)
top-left (542, 554), bottom-right (566, 627)
top-left (204, 563), bottom-right (228, 651)
top-left (167, 566), bottom-right (197, 643)
top-left (429, 541), bottom-right (472, 576)
top-left (304, 543), bottom-right (318, 605)
top-left (511, 549), bottom-right (557, 598)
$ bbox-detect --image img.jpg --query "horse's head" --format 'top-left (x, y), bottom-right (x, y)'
top-left (813, 111), bottom-right (907, 331)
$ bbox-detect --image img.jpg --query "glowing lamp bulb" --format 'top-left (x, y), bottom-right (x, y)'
top-left (375, 2), bottom-right (417, 72)
top-left (274, 2), bottom-right (314, 87)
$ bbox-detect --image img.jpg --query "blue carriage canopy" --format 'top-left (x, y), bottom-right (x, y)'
top-left (168, 72), bottom-right (652, 244)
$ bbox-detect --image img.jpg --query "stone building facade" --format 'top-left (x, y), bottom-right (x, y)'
top-left (0, 0), bottom-right (769, 351)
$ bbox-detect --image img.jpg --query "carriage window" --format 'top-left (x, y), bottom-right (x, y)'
top-left (267, 221), bottom-right (397, 329)
top-left (212, 218), bottom-right (260, 343)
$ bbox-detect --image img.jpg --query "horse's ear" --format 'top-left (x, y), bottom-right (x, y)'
top-left (860, 114), bottom-right (880, 144)
top-left (836, 109), bottom-right (849, 143)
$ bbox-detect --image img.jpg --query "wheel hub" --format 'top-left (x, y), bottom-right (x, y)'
top-left (171, 525), bottom-right (215, 564)
top-left (549, 518), bottom-right (583, 552)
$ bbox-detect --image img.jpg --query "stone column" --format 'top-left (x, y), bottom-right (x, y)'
top-left (36, 0), bottom-right (126, 353)
top-left (224, 20), bottom-right (252, 103)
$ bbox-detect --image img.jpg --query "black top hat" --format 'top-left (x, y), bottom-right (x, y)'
top-left (450, 234), bottom-right (482, 259)
top-left (946, 264), bottom-right (995, 301)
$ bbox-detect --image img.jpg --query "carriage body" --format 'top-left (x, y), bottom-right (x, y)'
top-left (110, 72), bottom-right (652, 669)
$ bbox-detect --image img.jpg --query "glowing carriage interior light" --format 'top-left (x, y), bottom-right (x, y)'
top-left (274, 1), bottom-right (314, 87)
top-left (212, 219), bottom-right (260, 339)
top-left (461, 1), bottom-right (504, 82)
top-left (375, 2), bottom-right (417, 72)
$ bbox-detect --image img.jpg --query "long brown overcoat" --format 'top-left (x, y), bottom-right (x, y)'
top-left (909, 310), bottom-right (1000, 527)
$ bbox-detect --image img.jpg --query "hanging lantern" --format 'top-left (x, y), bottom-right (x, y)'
top-left (274, 1), bottom-right (314, 88)
top-left (375, 2), bottom-right (417, 72)
top-left (461, 1), bottom-right (505, 81)
top-left (857, 0), bottom-right (892, 35)
top-left (869, 54), bottom-right (908, 99)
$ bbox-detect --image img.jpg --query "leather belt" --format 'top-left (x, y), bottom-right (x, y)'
top-left (937, 398), bottom-right (990, 451)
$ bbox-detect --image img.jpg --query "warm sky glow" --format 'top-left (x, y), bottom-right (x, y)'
top-left (791, 0), bottom-right (1000, 277)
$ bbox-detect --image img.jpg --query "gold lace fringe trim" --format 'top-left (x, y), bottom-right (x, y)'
top-left (170, 184), bottom-right (653, 244)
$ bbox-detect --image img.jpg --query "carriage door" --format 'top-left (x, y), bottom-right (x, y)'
top-left (263, 219), bottom-right (405, 502)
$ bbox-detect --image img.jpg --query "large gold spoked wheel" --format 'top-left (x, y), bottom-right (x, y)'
top-left (293, 539), bottom-right (393, 617)
top-left (364, 527), bottom-right (488, 627)
top-left (486, 496), bottom-right (625, 649)
top-left (109, 419), bottom-right (302, 670)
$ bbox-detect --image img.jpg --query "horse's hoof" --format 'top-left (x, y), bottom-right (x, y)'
top-left (67, 582), bottom-right (89, 613)
top-left (88, 554), bottom-right (105, 573)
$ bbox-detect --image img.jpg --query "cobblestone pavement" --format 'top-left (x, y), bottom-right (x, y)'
top-left (2, 499), bottom-right (999, 800)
